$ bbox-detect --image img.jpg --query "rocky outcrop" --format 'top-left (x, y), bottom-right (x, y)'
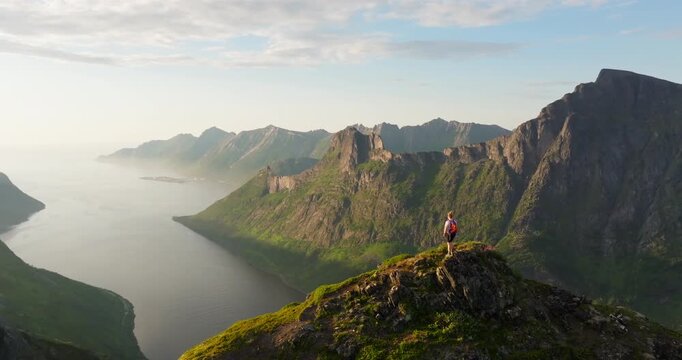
top-left (327, 127), bottom-right (391, 173)
top-left (266, 128), bottom-right (393, 193)
top-left (181, 243), bottom-right (682, 360)
top-left (267, 172), bottom-right (301, 193)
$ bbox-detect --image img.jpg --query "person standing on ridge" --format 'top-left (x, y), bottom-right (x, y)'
top-left (443, 211), bottom-right (458, 256)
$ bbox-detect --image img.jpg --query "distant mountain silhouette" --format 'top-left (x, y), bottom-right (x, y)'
top-left (102, 120), bottom-right (508, 184)
top-left (355, 118), bottom-right (510, 153)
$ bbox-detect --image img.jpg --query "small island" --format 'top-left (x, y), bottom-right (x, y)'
top-left (140, 176), bottom-right (191, 184)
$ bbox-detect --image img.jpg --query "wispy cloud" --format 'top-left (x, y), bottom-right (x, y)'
top-left (218, 36), bottom-right (522, 67)
top-left (0, 38), bottom-right (117, 65)
top-left (0, 0), bottom-right (612, 67)
top-left (386, 0), bottom-right (616, 27)
top-left (619, 27), bottom-right (644, 36)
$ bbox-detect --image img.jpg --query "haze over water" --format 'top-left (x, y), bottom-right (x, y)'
top-left (0, 145), bottom-right (304, 360)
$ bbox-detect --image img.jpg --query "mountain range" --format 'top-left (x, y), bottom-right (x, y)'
top-left (101, 120), bottom-right (509, 184)
top-left (0, 173), bottom-right (145, 359)
top-left (355, 118), bottom-right (510, 153)
top-left (175, 69), bottom-right (682, 332)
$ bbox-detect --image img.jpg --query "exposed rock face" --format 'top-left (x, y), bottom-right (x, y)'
top-left (0, 172), bottom-right (45, 232)
top-left (267, 172), bottom-right (300, 193)
top-left (328, 127), bottom-right (390, 173)
top-left (436, 249), bottom-right (516, 317)
top-left (181, 244), bottom-right (682, 360)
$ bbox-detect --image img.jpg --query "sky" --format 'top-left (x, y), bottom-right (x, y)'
top-left (0, 0), bottom-right (681, 146)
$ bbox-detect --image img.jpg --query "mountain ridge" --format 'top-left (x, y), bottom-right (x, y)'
top-left (101, 120), bottom-right (509, 184)
top-left (356, 118), bottom-right (511, 154)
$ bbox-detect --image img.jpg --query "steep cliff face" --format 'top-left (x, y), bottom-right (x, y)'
top-left (181, 243), bottom-right (682, 360)
top-left (0, 172), bottom-right (45, 232)
top-left (179, 69), bottom-right (682, 328)
top-left (496, 69), bottom-right (682, 324)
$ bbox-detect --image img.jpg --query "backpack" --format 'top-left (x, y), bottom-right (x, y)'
top-left (448, 219), bottom-right (458, 235)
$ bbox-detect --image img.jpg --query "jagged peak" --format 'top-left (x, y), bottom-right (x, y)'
top-left (351, 124), bottom-right (374, 135)
top-left (326, 127), bottom-right (387, 172)
top-left (329, 126), bottom-right (384, 149)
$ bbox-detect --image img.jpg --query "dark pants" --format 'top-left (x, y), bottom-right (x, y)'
top-left (446, 233), bottom-right (456, 242)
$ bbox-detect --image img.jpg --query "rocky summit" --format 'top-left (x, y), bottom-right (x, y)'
top-left (180, 243), bottom-right (682, 360)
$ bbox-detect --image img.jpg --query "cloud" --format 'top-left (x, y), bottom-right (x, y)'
top-left (0, 0), bottom-right (610, 67)
top-left (619, 27), bottom-right (644, 36)
top-left (0, 38), bottom-right (117, 64)
top-left (383, 40), bottom-right (521, 59)
top-left (385, 0), bottom-right (614, 27)
top-left (218, 35), bottom-right (522, 67)
top-left (384, 0), bottom-right (550, 27)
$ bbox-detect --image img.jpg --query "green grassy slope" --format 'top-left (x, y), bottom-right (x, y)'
top-left (0, 240), bottom-right (145, 359)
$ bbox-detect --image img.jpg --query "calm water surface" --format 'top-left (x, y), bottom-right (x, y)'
top-left (0, 145), bottom-right (303, 360)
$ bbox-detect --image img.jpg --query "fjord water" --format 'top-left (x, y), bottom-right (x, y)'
top-left (0, 145), bottom-right (303, 360)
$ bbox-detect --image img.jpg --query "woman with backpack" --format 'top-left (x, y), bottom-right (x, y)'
top-left (443, 211), bottom-right (458, 256)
